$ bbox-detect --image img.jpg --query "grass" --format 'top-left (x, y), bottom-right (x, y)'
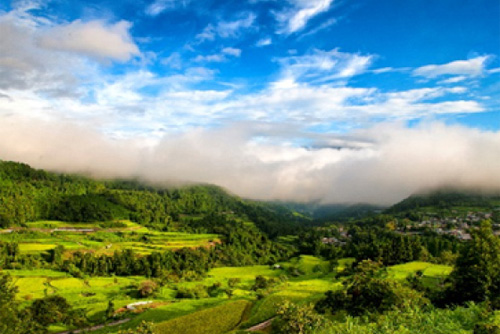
top-left (209, 265), bottom-right (281, 282)
top-left (155, 300), bottom-right (251, 334)
top-left (4, 269), bottom-right (70, 277)
top-left (14, 277), bottom-right (50, 300)
top-left (387, 261), bottom-right (453, 280)
top-left (242, 293), bottom-right (302, 328)
top-left (279, 255), bottom-right (331, 278)
top-left (18, 243), bottom-right (57, 252)
top-left (240, 257), bottom-right (349, 329)
top-left (25, 221), bottom-right (101, 229)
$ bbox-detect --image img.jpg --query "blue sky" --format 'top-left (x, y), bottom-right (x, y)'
top-left (0, 0), bottom-right (499, 203)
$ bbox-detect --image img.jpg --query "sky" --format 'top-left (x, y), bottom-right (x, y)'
top-left (0, 0), bottom-right (499, 204)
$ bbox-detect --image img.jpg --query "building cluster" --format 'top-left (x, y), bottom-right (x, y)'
top-left (399, 211), bottom-right (500, 240)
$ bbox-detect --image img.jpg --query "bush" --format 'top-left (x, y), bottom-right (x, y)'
top-left (175, 285), bottom-right (209, 299)
top-left (119, 321), bottom-right (157, 334)
top-left (273, 301), bottom-right (326, 334)
top-left (318, 303), bottom-right (494, 334)
top-left (228, 278), bottom-right (241, 288)
top-left (252, 275), bottom-right (279, 291)
top-left (475, 324), bottom-right (500, 334)
top-left (138, 280), bottom-right (158, 298)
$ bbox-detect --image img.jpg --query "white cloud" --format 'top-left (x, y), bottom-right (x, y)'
top-left (196, 13), bottom-right (256, 42)
top-left (195, 24), bottom-right (216, 42)
top-left (275, 0), bottom-right (334, 34)
top-left (222, 47), bottom-right (241, 57)
top-left (1, 118), bottom-right (499, 205)
top-left (217, 83), bottom-right (480, 125)
top-left (256, 38), bottom-right (272, 47)
top-left (277, 49), bottom-right (373, 84)
top-left (298, 17), bottom-right (337, 39)
top-left (194, 54), bottom-right (226, 63)
top-left (372, 67), bottom-right (394, 74)
top-left (39, 20), bottom-right (140, 62)
top-left (0, 11), bottom-right (99, 95)
top-left (194, 47), bottom-right (241, 63)
top-left (413, 56), bottom-right (491, 79)
top-left (217, 13), bottom-right (256, 37)
top-left (161, 52), bottom-right (183, 69)
top-left (145, 0), bottom-right (191, 16)
top-left (438, 76), bottom-right (467, 84)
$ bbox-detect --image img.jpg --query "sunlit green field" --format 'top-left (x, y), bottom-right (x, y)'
top-left (2, 254), bottom-right (457, 334)
top-left (387, 261), bottom-right (453, 280)
top-left (1, 227), bottom-right (455, 334)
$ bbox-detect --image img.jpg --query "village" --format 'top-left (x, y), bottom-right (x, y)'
top-left (319, 210), bottom-right (500, 246)
top-left (396, 211), bottom-right (500, 240)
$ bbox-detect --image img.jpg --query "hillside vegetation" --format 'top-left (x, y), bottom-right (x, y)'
top-left (1, 161), bottom-right (500, 334)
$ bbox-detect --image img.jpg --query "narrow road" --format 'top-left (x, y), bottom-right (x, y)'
top-left (246, 317), bottom-right (275, 332)
top-left (56, 318), bottom-right (131, 334)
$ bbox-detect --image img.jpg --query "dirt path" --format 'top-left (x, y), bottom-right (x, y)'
top-left (246, 318), bottom-right (275, 332)
top-left (55, 318), bottom-right (131, 334)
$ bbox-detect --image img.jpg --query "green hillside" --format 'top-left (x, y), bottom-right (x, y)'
top-left (386, 189), bottom-right (500, 216)
top-left (0, 160), bottom-right (310, 236)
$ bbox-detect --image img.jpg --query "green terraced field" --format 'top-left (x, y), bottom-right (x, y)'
top-left (387, 261), bottom-right (453, 280)
top-left (0, 220), bottom-right (221, 256)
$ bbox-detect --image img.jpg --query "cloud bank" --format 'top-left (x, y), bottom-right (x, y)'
top-left (0, 2), bottom-right (498, 207)
top-left (0, 117), bottom-right (499, 205)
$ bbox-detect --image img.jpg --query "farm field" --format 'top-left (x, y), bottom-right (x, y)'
top-left (0, 214), bottom-right (458, 334)
top-left (387, 261), bottom-right (453, 280)
top-left (0, 220), bottom-right (220, 256)
top-left (4, 254), bottom-right (455, 333)
top-left (3, 255), bottom-right (364, 333)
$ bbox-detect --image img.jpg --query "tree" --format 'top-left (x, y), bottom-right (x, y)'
top-left (316, 260), bottom-right (428, 316)
top-left (105, 300), bottom-right (115, 320)
top-left (137, 280), bottom-right (158, 298)
top-left (273, 301), bottom-right (326, 334)
top-left (0, 273), bottom-right (46, 334)
top-left (447, 220), bottom-right (500, 306)
top-left (28, 295), bottom-right (85, 328)
top-left (29, 296), bottom-right (69, 326)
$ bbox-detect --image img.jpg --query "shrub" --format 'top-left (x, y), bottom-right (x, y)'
top-left (475, 323), bottom-right (500, 334)
top-left (228, 278), bottom-right (241, 288)
top-left (138, 280), bottom-right (158, 298)
top-left (273, 301), bottom-right (326, 334)
top-left (175, 285), bottom-right (209, 299)
top-left (252, 275), bottom-right (279, 291)
top-left (119, 321), bottom-right (157, 334)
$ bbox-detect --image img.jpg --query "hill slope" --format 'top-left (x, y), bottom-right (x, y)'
top-left (384, 189), bottom-right (500, 223)
top-left (0, 160), bottom-right (309, 236)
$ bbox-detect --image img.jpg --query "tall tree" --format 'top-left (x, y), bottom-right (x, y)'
top-left (448, 220), bottom-right (500, 306)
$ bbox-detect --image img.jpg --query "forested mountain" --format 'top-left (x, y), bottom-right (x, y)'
top-left (0, 160), bottom-right (309, 236)
top-left (386, 189), bottom-right (500, 215)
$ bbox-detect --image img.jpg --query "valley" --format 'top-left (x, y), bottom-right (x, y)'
top-left (0, 161), bottom-right (499, 334)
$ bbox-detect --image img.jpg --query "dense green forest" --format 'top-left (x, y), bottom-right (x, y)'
top-left (0, 160), bottom-right (310, 236)
top-left (1, 160), bottom-right (499, 334)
